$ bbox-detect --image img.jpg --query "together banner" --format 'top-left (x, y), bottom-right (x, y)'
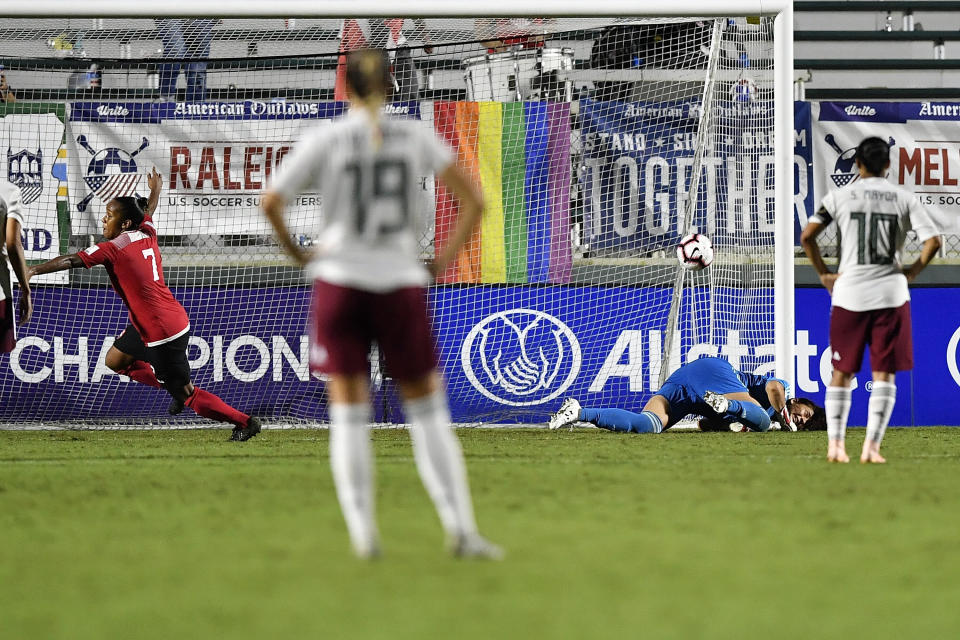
top-left (579, 98), bottom-right (794, 254)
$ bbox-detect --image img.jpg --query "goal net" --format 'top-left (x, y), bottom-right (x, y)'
top-left (0, 10), bottom-right (788, 427)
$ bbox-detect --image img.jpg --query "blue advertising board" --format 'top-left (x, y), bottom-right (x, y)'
top-left (2, 287), bottom-right (318, 423)
top-left (0, 286), bottom-right (960, 425)
top-left (794, 287), bottom-right (960, 427)
top-left (2, 284), bottom-right (958, 427)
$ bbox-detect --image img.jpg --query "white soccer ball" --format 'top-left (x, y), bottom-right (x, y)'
top-left (676, 233), bottom-right (714, 271)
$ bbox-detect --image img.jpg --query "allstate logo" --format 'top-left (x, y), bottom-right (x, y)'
top-left (461, 309), bottom-right (581, 406)
top-left (946, 326), bottom-right (960, 387)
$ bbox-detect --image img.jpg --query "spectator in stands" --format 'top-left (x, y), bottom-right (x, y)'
top-left (335, 19), bottom-right (431, 102)
top-left (156, 19), bottom-right (217, 102)
top-left (590, 21), bottom-right (712, 101)
top-left (1, 67), bottom-right (16, 103)
top-left (68, 63), bottom-right (102, 92)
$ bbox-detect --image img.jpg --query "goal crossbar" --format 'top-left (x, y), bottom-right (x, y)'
top-left (6, 1), bottom-right (794, 19)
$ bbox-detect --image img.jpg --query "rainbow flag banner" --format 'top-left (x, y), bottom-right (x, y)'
top-left (433, 102), bottom-right (572, 284)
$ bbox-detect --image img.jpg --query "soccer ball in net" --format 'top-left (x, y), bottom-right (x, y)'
top-left (676, 233), bottom-right (714, 271)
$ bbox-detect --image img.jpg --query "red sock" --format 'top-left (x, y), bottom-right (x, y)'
top-left (185, 388), bottom-right (249, 427)
top-left (119, 361), bottom-right (163, 389)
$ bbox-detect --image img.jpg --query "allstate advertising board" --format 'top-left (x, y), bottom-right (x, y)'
top-left (2, 285), bottom-right (958, 426)
top-left (439, 286), bottom-right (960, 427)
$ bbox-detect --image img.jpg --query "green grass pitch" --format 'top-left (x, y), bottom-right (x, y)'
top-left (2, 427), bottom-right (959, 639)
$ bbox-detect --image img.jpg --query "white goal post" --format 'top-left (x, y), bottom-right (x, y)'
top-left (3, 1), bottom-right (795, 426)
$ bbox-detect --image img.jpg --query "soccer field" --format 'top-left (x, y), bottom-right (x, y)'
top-left (2, 428), bottom-right (959, 639)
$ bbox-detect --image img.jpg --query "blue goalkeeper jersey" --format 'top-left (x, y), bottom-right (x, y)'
top-left (736, 369), bottom-right (792, 408)
top-left (656, 357), bottom-right (789, 427)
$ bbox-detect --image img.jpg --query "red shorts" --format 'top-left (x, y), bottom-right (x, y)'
top-left (829, 303), bottom-right (913, 374)
top-left (0, 298), bottom-right (15, 353)
top-left (308, 280), bottom-right (438, 381)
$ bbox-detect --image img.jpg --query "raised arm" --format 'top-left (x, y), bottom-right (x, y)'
top-left (143, 167), bottom-right (162, 218)
top-left (5, 216), bottom-right (31, 324)
top-left (433, 163), bottom-right (484, 276)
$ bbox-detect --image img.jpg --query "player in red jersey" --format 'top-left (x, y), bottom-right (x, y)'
top-left (27, 168), bottom-right (260, 441)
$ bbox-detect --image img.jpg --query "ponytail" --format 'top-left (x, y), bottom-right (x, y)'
top-left (345, 49), bottom-right (392, 101)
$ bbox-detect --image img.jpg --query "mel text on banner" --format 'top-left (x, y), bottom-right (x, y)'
top-left (813, 101), bottom-right (960, 234)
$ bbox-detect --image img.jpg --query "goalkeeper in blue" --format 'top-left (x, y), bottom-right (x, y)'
top-left (548, 356), bottom-right (822, 433)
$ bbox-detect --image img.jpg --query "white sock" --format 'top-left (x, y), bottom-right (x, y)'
top-left (825, 386), bottom-right (852, 442)
top-left (865, 382), bottom-right (896, 446)
top-left (405, 390), bottom-right (478, 538)
top-left (329, 403), bottom-right (378, 555)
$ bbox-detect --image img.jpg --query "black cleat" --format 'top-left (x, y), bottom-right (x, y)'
top-left (229, 416), bottom-right (261, 442)
top-left (168, 397), bottom-right (185, 415)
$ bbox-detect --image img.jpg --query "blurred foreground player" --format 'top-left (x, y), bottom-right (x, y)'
top-left (802, 136), bottom-right (939, 463)
top-left (27, 169), bottom-right (260, 441)
top-left (262, 49), bottom-right (501, 559)
top-left (549, 357), bottom-right (823, 433)
top-left (1, 178), bottom-right (33, 350)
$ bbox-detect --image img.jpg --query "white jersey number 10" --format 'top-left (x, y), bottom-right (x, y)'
top-left (849, 211), bottom-right (899, 265)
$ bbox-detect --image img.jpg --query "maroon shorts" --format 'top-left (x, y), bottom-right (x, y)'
top-left (0, 298), bottom-right (14, 353)
top-left (308, 280), bottom-right (438, 381)
top-left (830, 302), bottom-right (913, 374)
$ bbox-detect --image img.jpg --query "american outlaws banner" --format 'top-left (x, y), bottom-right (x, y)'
top-left (67, 101), bottom-right (573, 287)
top-left (67, 101), bottom-right (351, 236)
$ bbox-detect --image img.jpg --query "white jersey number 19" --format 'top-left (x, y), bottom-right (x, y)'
top-left (344, 157), bottom-right (411, 241)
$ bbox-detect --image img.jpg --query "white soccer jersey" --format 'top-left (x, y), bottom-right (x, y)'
top-left (0, 180), bottom-right (25, 303)
top-left (270, 110), bottom-right (454, 291)
top-left (812, 176), bottom-right (938, 311)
